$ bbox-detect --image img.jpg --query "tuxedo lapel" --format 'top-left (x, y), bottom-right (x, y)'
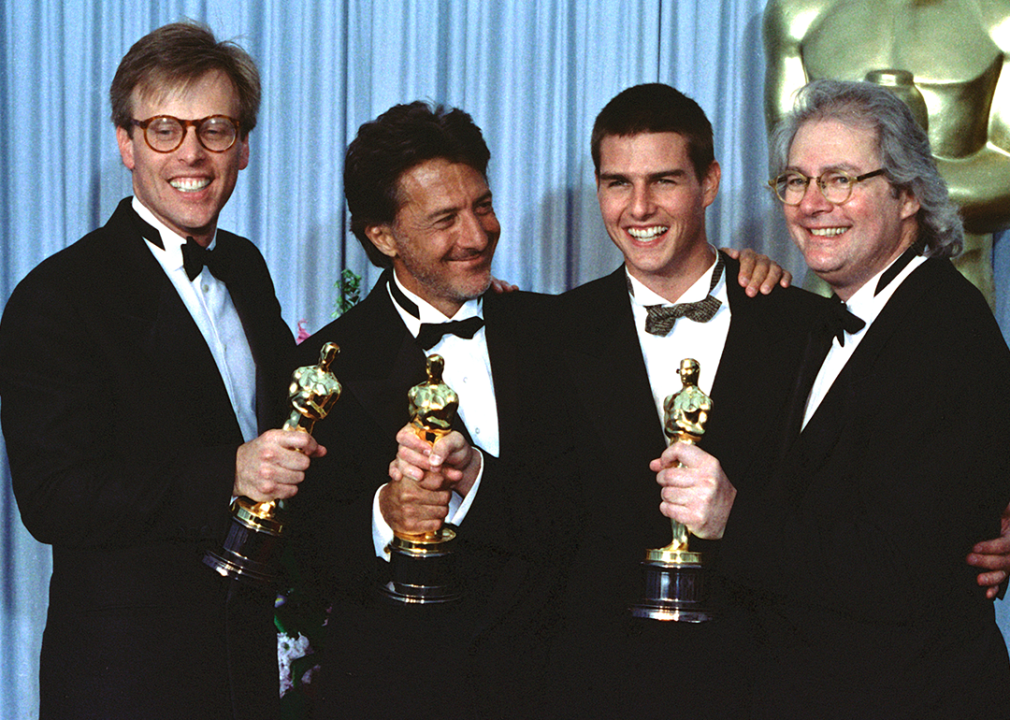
top-left (483, 292), bottom-right (522, 455)
top-left (340, 275), bottom-right (429, 439)
top-left (782, 261), bottom-right (937, 496)
top-left (106, 202), bottom-right (242, 441)
top-left (561, 268), bottom-right (668, 512)
top-left (704, 260), bottom-right (816, 486)
top-left (218, 231), bottom-right (283, 431)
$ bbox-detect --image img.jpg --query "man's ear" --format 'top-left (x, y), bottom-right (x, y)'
top-left (365, 224), bottom-right (398, 260)
top-left (116, 125), bottom-right (136, 171)
top-left (701, 160), bottom-right (721, 209)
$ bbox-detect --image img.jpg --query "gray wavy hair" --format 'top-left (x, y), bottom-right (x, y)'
top-left (769, 79), bottom-right (962, 258)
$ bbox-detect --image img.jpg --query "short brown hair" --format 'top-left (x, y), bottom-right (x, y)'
top-left (591, 83), bottom-right (714, 182)
top-left (110, 22), bottom-right (261, 136)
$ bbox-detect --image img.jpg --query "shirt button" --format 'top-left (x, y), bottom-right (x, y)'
top-left (474, 428), bottom-right (481, 435)
top-left (202, 284), bottom-right (210, 293)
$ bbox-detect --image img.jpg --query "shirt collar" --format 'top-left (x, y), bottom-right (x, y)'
top-left (843, 251), bottom-right (927, 336)
top-left (626, 249), bottom-right (726, 309)
top-left (387, 270), bottom-right (483, 337)
top-left (132, 197), bottom-right (217, 271)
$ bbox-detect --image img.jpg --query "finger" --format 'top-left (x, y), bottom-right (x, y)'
top-left (415, 470), bottom-right (454, 491)
top-left (975, 569), bottom-right (1008, 587)
top-left (759, 266), bottom-right (784, 295)
top-left (429, 432), bottom-right (466, 466)
top-left (971, 536), bottom-right (1010, 554)
top-left (393, 458), bottom-right (428, 482)
top-left (967, 551), bottom-right (1010, 571)
top-left (397, 444), bottom-right (434, 471)
top-left (396, 426), bottom-right (434, 455)
top-left (661, 441), bottom-right (704, 469)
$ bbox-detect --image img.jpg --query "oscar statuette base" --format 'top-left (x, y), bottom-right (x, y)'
top-left (203, 497), bottom-right (285, 587)
top-left (378, 528), bottom-right (460, 604)
top-left (629, 548), bottom-right (712, 623)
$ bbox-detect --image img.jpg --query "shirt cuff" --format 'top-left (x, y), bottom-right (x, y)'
top-left (370, 448), bottom-right (484, 561)
top-left (372, 485), bottom-right (394, 561)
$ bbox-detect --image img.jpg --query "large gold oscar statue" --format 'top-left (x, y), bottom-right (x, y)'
top-left (764, 0), bottom-right (1010, 308)
top-left (630, 358), bottom-right (714, 622)
top-left (204, 342), bottom-right (342, 585)
top-left (380, 354), bottom-right (462, 604)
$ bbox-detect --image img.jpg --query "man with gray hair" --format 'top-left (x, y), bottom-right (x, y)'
top-left (654, 79), bottom-right (1010, 717)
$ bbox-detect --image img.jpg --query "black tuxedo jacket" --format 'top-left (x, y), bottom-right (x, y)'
top-left (721, 258), bottom-right (1010, 719)
top-left (288, 271), bottom-right (572, 719)
top-left (546, 255), bottom-right (831, 719)
top-left (0, 198), bottom-right (293, 720)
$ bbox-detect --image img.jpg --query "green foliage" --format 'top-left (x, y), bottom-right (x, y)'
top-left (334, 268), bottom-right (362, 317)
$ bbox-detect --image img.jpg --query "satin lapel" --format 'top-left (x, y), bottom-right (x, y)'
top-left (561, 268), bottom-right (667, 492)
top-left (783, 261), bottom-right (937, 495)
top-left (341, 278), bottom-right (429, 439)
top-left (108, 201), bottom-right (242, 441)
top-left (482, 292), bottom-right (520, 455)
top-left (216, 231), bottom-right (292, 432)
top-left (704, 262), bottom-right (812, 486)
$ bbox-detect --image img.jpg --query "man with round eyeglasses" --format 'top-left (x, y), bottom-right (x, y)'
top-left (0, 22), bottom-right (319, 720)
top-left (770, 167), bottom-right (886, 207)
top-left (672, 79), bottom-right (1010, 717)
top-left (130, 114), bottom-right (243, 154)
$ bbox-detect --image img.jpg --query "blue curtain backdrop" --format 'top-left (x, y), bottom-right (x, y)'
top-left (2, 2), bottom-right (1008, 717)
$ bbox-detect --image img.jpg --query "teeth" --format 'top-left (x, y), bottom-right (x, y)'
top-left (810, 227), bottom-right (846, 237)
top-left (628, 226), bottom-right (668, 240)
top-left (171, 178), bottom-right (210, 192)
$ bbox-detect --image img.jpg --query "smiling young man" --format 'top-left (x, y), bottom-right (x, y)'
top-left (0, 23), bottom-right (318, 720)
top-left (542, 83), bottom-right (833, 719)
top-left (676, 80), bottom-right (1010, 718)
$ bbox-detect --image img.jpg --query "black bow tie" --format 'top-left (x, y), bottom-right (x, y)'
top-left (643, 253), bottom-right (724, 336)
top-left (182, 236), bottom-right (230, 282)
top-left (825, 297), bottom-right (865, 347)
top-left (416, 317), bottom-right (484, 350)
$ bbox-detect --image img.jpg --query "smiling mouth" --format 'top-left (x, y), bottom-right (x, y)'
top-left (809, 227), bottom-right (847, 237)
top-left (627, 226), bottom-right (668, 240)
top-left (171, 178), bottom-right (211, 192)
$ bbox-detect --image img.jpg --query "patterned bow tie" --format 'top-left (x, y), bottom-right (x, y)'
top-left (643, 253), bottom-right (724, 336)
top-left (416, 317), bottom-right (485, 350)
top-left (182, 236), bottom-right (230, 282)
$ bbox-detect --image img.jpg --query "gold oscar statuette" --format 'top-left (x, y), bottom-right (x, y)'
top-left (203, 342), bottom-right (341, 586)
top-left (630, 358), bottom-right (713, 622)
top-left (380, 353), bottom-right (462, 604)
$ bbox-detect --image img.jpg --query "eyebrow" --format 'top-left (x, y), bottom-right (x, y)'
top-left (424, 189), bottom-right (494, 222)
top-left (598, 168), bottom-right (689, 182)
top-left (783, 162), bottom-right (863, 175)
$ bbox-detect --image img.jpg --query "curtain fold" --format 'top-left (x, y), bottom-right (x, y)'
top-left (2, 2), bottom-right (1008, 717)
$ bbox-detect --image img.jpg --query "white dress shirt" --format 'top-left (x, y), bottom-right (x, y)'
top-left (133, 198), bottom-right (258, 443)
top-left (802, 254), bottom-right (927, 429)
top-left (372, 272), bottom-right (498, 558)
top-left (628, 253), bottom-right (732, 428)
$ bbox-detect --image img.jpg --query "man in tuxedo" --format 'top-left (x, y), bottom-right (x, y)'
top-left (289, 100), bottom-right (786, 718)
top-left (543, 82), bottom-right (833, 719)
top-left (664, 80), bottom-right (1010, 717)
top-left (288, 101), bottom-right (572, 719)
top-left (0, 23), bottom-right (322, 720)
